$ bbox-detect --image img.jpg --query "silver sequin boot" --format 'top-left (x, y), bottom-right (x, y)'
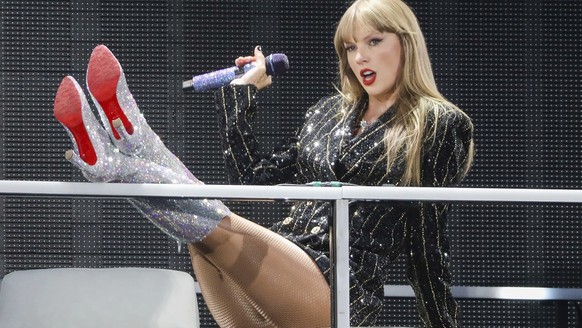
top-left (86, 44), bottom-right (199, 182)
top-left (54, 73), bottom-right (230, 244)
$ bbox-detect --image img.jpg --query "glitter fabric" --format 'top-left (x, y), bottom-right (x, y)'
top-left (189, 53), bottom-right (289, 92)
top-left (56, 73), bottom-right (230, 244)
top-left (86, 45), bottom-right (200, 183)
top-left (214, 84), bottom-right (473, 327)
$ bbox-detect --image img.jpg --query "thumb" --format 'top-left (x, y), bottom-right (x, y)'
top-left (253, 45), bottom-right (266, 67)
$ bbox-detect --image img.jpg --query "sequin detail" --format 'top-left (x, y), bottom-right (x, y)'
top-left (58, 72), bottom-right (230, 244)
top-left (215, 85), bottom-right (473, 327)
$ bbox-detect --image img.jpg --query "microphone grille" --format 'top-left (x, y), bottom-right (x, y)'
top-left (266, 53), bottom-right (289, 76)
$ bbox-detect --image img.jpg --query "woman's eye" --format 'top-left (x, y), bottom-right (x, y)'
top-left (370, 38), bottom-right (382, 46)
top-left (345, 44), bottom-right (356, 52)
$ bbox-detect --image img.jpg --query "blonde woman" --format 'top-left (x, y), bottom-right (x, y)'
top-left (54, 0), bottom-right (473, 326)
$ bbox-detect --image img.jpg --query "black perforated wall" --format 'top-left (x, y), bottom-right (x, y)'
top-left (1, 1), bottom-right (581, 327)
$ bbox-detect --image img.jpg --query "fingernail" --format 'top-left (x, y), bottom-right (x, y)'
top-left (257, 45), bottom-right (262, 52)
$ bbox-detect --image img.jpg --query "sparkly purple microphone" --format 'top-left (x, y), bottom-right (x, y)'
top-left (182, 53), bottom-right (289, 92)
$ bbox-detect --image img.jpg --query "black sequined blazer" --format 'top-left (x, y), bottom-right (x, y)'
top-left (214, 85), bottom-right (473, 327)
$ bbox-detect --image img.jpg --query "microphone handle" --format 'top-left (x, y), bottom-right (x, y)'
top-left (189, 66), bottom-right (244, 92)
top-left (183, 55), bottom-right (275, 91)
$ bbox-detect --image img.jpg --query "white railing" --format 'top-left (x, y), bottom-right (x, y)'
top-left (1, 180), bottom-right (582, 328)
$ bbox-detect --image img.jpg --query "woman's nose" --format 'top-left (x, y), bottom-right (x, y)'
top-left (355, 49), bottom-right (368, 64)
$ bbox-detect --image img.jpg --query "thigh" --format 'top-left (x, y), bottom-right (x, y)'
top-left (188, 214), bottom-right (331, 328)
top-left (189, 251), bottom-right (276, 327)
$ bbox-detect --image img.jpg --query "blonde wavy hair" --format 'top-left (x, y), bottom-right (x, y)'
top-left (333, 0), bottom-right (473, 186)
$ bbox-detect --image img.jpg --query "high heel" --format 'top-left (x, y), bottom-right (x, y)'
top-left (86, 44), bottom-right (134, 141)
top-left (54, 77), bottom-right (97, 165)
top-left (54, 76), bottom-right (188, 183)
top-left (54, 76), bottom-right (102, 166)
top-left (54, 75), bottom-right (230, 244)
top-left (53, 75), bottom-right (141, 182)
top-left (86, 44), bottom-right (197, 182)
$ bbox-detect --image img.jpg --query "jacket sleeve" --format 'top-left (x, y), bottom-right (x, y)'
top-left (214, 84), bottom-right (299, 185)
top-left (406, 109), bottom-right (473, 327)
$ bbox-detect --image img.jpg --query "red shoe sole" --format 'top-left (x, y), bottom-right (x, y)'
top-left (87, 45), bottom-right (134, 140)
top-left (54, 77), bottom-right (97, 165)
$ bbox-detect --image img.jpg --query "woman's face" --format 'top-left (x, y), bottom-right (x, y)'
top-left (343, 25), bottom-right (403, 105)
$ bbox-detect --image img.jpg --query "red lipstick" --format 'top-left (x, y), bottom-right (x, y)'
top-left (360, 69), bottom-right (376, 86)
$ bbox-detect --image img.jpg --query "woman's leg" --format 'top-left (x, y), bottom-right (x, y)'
top-left (189, 214), bottom-right (331, 328)
top-left (54, 45), bottom-right (330, 327)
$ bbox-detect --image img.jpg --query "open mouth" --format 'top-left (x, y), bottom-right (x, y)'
top-left (360, 69), bottom-right (376, 86)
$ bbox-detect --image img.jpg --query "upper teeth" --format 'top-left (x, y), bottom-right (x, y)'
top-left (363, 71), bottom-right (373, 77)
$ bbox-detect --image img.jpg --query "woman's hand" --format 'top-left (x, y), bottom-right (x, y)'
top-left (230, 46), bottom-right (272, 90)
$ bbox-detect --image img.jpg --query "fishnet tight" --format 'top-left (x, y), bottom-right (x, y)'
top-left (188, 214), bottom-right (331, 328)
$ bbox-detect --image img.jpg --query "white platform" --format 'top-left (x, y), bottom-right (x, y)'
top-left (0, 268), bottom-right (199, 328)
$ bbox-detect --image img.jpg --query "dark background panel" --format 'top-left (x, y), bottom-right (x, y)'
top-left (1, 0), bottom-right (581, 327)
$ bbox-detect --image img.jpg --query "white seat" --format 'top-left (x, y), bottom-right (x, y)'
top-left (0, 267), bottom-right (199, 328)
